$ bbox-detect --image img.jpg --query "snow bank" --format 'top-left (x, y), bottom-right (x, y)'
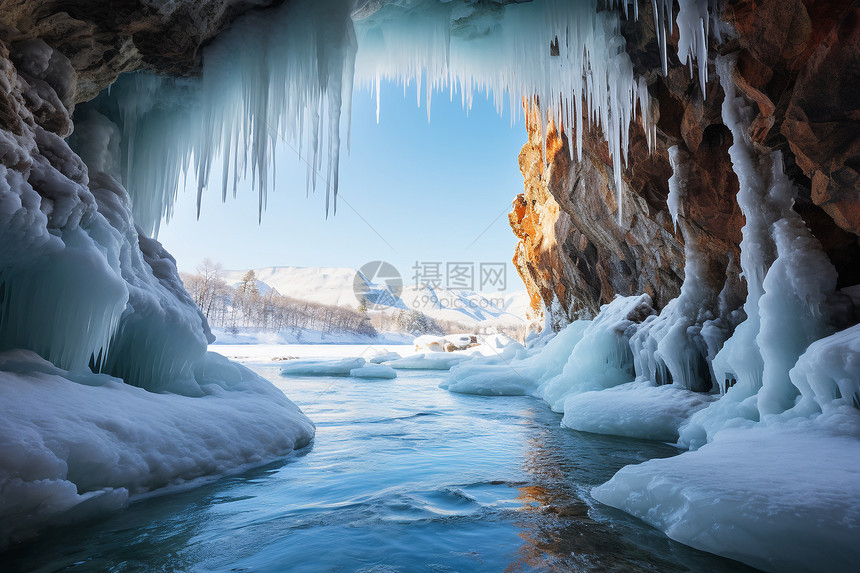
top-left (0, 350), bottom-right (314, 548)
top-left (561, 381), bottom-right (715, 442)
top-left (350, 364), bottom-right (397, 379)
top-left (442, 321), bottom-right (588, 395)
top-left (444, 295), bottom-right (651, 407)
top-left (280, 357), bottom-right (366, 377)
top-left (592, 407), bottom-right (860, 573)
top-left (413, 335), bottom-right (446, 352)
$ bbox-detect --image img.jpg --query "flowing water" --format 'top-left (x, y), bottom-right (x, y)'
top-left (5, 348), bottom-right (755, 572)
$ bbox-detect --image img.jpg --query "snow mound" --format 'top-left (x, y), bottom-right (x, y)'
top-left (561, 381), bottom-right (716, 442)
top-left (0, 350), bottom-right (314, 548)
top-left (280, 357), bottom-right (366, 377)
top-left (350, 364), bottom-right (397, 379)
top-left (413, 335), bottom-right (447, 352)
top-left (592, 407), bottom-right (860, 573)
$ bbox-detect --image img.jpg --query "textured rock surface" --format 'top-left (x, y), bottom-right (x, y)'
top-left (0, 0), bottom-right (279, 103)
top-left (511, 0), bottom-right (859, 323)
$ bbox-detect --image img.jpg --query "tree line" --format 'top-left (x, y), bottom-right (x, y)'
top-left (181, 261), bottom-right (377, 337)
top-left (181, 260), bottom-right (463, 338)
top-left (181, 260), bottom-right (524, 340)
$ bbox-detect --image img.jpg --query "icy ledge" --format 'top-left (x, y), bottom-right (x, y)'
top-left (592, 405), bottom-right (860, 573)
top-left (0, 350), bottom-right (314, 548)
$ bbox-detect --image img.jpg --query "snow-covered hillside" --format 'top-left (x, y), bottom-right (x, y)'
top-left (222, 266), bottom-right (529, 329)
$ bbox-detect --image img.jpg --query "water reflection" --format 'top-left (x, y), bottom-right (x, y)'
top-left (505, 416), bottom-right (757, 572)
top-left (3, 366), bottom-right (757, 572)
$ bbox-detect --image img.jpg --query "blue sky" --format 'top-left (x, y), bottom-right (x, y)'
top-left (159, 81), bottom-right (529, 292)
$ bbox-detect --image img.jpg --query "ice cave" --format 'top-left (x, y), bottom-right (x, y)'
top-left (1, 0), bottom-right (858, 571)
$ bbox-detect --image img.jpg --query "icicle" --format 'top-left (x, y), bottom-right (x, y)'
top-left (679, 55), bottom-right (837, 449)
top-left (84, 0), bottom-right (715, 237)
top-left (676, 0), bottom-right (711, 96)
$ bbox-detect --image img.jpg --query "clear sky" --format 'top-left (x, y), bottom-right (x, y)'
top-left (158, 80), bottom-right (529, 292)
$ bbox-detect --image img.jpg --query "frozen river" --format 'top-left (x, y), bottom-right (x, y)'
top-left (5, 344), bottom-right (754, 572)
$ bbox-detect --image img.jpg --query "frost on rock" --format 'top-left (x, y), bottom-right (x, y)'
top-left (587, 53), bottom-right (857, 573)
top-left (629, 144), bottom-right (738, 395)
top-left (78, 0), bottom-right (717, 236)
top-left (678, 55), bottom-right (839, 449)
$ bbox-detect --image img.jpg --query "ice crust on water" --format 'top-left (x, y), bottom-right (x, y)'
top-left (0, 350), bottom-right (314, 548)
top-left (443, 294), bottom-right (718, 442)
top-left (369, 350), bottom-right (402, 364)
top-left (388, 352), bottom-right (474, 371)
top-left (561, 381), bottom-right (715, 442)
top-left (444, 295), bottom-right (652, 406)
top-left (278, 357), bottom-right (398, 378)
top-left (280, 357), bottom-right (367, 377)
top-left (86, 0), bottom-right (715, 235)
top-left (351, 364), bottom-right (398, 379)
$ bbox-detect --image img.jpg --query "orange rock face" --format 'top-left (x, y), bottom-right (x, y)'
top-left (511, 0), bottom-right (859, 323)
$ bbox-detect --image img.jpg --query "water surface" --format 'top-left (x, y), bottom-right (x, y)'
top-left (5, 357), bottom-right (755, 572)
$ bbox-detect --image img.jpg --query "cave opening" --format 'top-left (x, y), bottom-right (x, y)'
top-left (1, 1), bottom-right (859, 570)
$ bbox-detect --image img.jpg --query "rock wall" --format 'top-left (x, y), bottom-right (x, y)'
top-left (0, 0), bottom-right (280, 104)
top-left (511, 0), bottom-right (860, 326)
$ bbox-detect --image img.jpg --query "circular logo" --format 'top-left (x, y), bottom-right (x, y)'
top-left (354, 261), bottom-right (403, 310)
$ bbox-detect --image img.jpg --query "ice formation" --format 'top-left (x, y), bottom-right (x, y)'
top-left (444, 295), bottom-right (652, 408)
top-left (561, 381), bottom-right (715, 442)
top-left (436, 36), bottom-right (857, 571)
top-left (0, 350), bottom-right (314, 548)
top-left (280, 357), bottom-right (367, 376)
top-left (3, 0), bottom-right (856, 568)
top-left (592, 407), bottom-right (860, 572)
top-left (387, 352), bottom-right (474, 370)
top-left (350, 363), bottom-right (398, 379)
top-left (677, 54), bottom-right (839, 449)
top-left (80, 0), bottom-right (715, 235)
top-left (0, 39), bottom-right (314, 545)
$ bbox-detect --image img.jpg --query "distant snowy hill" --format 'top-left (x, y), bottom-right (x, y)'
top-left (222, 266), bottom-right (529, 329)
